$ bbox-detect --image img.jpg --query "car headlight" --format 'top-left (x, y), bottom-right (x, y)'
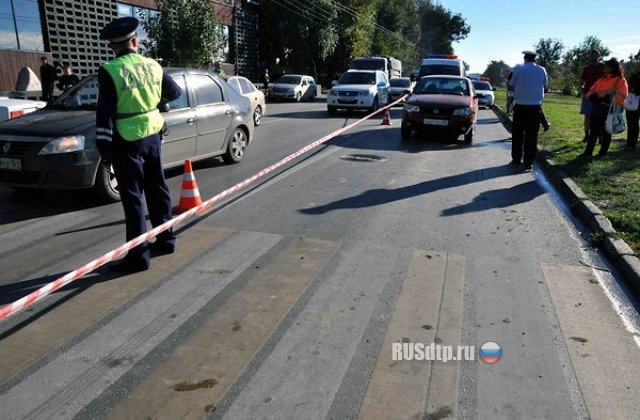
top-left (452, 107), bottom-right (472, 117)
top-left (403, 104), bottom-right (420, 113)
top-left (38, 135), bottom-right (85, 155)
top-left (287, 89), bottom-right (294, 94)
top-left (358, 90), bottom-right (373, 96)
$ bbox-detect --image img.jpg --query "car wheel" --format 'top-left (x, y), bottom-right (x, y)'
top-left (401, 124), bottom-right (412, 140)
top-left (223, 127), bottom-right (248, 164)
top-left (464, 125), bottom-right (475, 144)
top-left (328, 106), bottom-right (337, 116)
top-left (370, 96), bottom-right (379, 113)
top-left (92, 160), bottom-right (120, 202)
top-left (253, 105), bottom-right (263, 126)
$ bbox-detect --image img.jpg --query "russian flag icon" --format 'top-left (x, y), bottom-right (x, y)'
top-left (480, 341), bottom-right (502, 364)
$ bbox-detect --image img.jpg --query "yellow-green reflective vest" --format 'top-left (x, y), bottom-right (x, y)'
top-left (102, 54), bottom-right (164, 141)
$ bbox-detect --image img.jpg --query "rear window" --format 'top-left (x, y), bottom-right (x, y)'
top-left (390, 78), bottom-right (411, 88)
top-left (192, 75), bottom-right (223, 105)
top-left (473, 81), bottom-right (492, 91)
top-left (350, 59), bottom-right (385, 71)
top-left (238, 78), bottom-right (256, 94)
top-left (418, 64), bottom-right (462, 79)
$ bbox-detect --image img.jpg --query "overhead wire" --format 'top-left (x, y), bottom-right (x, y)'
top-left (271, 0), bottom-right (421, 53)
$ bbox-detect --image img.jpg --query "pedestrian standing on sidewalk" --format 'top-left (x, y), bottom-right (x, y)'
top-left (581, 58), bottom-right (628, 158)
top-left (625, 68), bottom-right (640, 151)
top-left (580, 49), bottom-right (605, 142)
top-left (96, 16), bottom-right (181, 272)
top-left (509, 50), bottom-right (548, 172)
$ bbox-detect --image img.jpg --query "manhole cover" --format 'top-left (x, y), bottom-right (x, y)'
top-left (339, 154), bottom-right (387, 162)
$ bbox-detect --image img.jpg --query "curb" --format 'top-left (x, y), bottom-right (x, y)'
top-left (492, 104), bottom-right (640, 295)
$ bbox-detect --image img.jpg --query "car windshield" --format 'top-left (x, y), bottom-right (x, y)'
top-left (390, 78), bottom-right (411, 87)
top-left (415, 78), bottom-right (470, 96)
top-left (338, 72), bottom-right (376, 85)
top-left (276, 75), bottom-right (301, 84)
top-left (473, 81), bottom-right (492, 91)
top-left (48, 75), bottom-right (99, 110)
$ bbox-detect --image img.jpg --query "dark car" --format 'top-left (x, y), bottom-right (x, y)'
top-left (389, 77), bottom-right (415, 104)
top-left (0, 68), bottom-right (254, 202)
top-left (401, 75), bottom-right (478, 143)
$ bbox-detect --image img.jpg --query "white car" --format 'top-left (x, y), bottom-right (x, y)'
top-left (225, 76), bottom-right (267, 126)
top-left (268, 74), bottom-right (317, 102)
top-left (326, 70), bottom-right (390, 115)
top-left (389, 77), bottom-right (415, 104)
top-left (0, 97), bottom-right (47, 122)
top-left (471, 80), bottom-right (495, 108)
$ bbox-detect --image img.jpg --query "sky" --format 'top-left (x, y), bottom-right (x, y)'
top-left (435, 0), bottom-right (640, 74)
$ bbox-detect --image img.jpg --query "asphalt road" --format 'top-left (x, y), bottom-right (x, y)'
top-left (1, 99), bottom-right (640, 419)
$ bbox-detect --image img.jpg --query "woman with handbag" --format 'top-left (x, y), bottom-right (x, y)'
top-left (624, 68), bottom-right (640, 151)
top-left (581, 57), bottom-right (628, 158)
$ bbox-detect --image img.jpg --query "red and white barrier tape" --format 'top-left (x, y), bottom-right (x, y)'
top-left (0, 96), bottom-right (407, 322)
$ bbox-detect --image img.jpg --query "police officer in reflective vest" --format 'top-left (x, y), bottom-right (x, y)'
top-left (96, 17), bottom-right (181, 272)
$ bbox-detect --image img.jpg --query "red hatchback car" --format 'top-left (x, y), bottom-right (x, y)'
top-left (401, 75), bottom-right (478, 143)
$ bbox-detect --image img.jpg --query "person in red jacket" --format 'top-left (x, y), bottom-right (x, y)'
top-left (581, 57), bottom-right (628, 158)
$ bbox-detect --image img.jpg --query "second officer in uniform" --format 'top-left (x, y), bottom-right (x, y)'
top-left (96, 17), bottom-right (181, 272)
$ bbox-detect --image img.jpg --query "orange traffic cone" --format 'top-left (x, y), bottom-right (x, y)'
top-left (173, 159), bottom-right (202, 214)
top-left (380, 109), bottom-right (392, 125)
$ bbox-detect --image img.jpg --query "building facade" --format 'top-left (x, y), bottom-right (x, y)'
top-left (0, 0), bottom-right (260, 92)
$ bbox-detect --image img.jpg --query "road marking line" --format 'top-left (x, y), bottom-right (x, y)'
top-left (0, 225), bottom-right (233, 386)
top-left (104, 237), bottom-right (338, 419)
top-left (542, 264), bottom-right (640, 419)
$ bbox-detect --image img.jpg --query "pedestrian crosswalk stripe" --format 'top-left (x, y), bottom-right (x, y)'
top-left (104, 237), bottom-right (338, 419)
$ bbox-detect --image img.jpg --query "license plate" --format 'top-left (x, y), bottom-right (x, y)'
top-left (423, 118), bottom-right (448, 126)
top-left (0, 157), bottom-right (22, 171)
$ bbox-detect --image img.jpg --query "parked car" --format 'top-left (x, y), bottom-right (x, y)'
top-left (225, 75), bottom-right (266, 126)
top-left (0, 68), bottom-right (254, 202)
top-left (326, 70), bottom-right (390, 115)
top-left (0, 97), bottom-right (47, 122)
top-left (268, 74), bottom-right (317, 102)
top-left (389, 77), bottom-right (415, 104)
top-left (471, 80), bottom-right (495, 108)
top-left (401, 75), bottom-right (478, 143)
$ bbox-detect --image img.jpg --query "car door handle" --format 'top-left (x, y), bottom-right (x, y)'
top-left (186, 118), bottom-right (195, 124)
top-left (225, 109), bottom-right (235, 115)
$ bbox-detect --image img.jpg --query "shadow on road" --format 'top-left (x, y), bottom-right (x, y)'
top-left (299, 163), bottom-right (540, 214)
top-left (440, 180), bottom-right (543, 216)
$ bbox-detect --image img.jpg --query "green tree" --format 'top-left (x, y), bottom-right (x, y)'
top-left (533, 38), bottom-right (564, 91)
top-left (371, 0), bottom-right (421, 72)
top-left (483, 60), bottom-right (508, 87)
top-left (562, 36), bottom-right (610, 94)
top-left (417, 0), bottom-right (470, 55)
top-left (141, 0), bottom-right (225, 67)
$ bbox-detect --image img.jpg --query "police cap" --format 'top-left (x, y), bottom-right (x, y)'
top-left (100, 17), bottom-right (139, 43)
top-left (522, 50), bottom-right (537, 57)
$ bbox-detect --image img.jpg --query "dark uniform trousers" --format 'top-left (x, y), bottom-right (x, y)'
top-left (112, 132), bottom-right (174, 265)
top-left (511, 104), bottom-right (541, 165)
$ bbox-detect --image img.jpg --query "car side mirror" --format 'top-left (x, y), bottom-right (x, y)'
top-left (331, 80), bottom-right (337, 87)
top-left (493, 87), bottom-right (497, 91)
top-left (474, 94), bottom-right (480, 99)
top-left (158, 102), bottom-right (170, 112)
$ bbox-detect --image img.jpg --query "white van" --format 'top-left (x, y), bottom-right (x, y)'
top-left (417, 55), bottom-right (465, 80)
